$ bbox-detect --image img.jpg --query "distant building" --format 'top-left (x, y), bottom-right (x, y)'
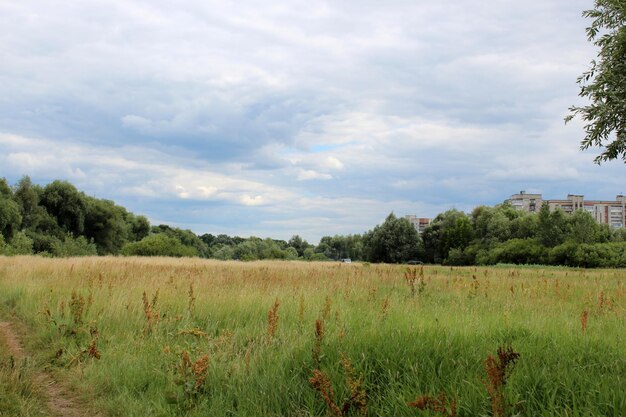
top-left (508, 191), bottom-right (626, 228)
top-left (404, 215), bottom-right (432, 234)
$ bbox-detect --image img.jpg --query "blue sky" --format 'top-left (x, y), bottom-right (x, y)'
top-left (1, 0), bottom-right (624, 242)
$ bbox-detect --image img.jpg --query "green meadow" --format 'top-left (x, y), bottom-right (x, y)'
top-left (0, 257), bottom-right (624, 416)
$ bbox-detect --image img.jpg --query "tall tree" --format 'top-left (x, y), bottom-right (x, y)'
top-left (40, 180), bottom-right (87, 236)
top-left (0, 197), bottom-right (21, 240)
top-left (0, 178), bottom-right (12, 198)
top-left (363, 213), bottom-right (422, 263)
top-left (13, 176), bottom-right (40, 229)
top-left (422, 209), bottom-right (472, 263)
top-left (537, 204), bottom-right (569, 247)
top-left (288, 235), bottom-right (310, 257)
top-left (84, 197), bottom-right (130, 255)
top-left (566, 0), bottom-right (626, 162)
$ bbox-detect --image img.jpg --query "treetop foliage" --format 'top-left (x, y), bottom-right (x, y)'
top-left (567, 0), bottom-right (626, 163)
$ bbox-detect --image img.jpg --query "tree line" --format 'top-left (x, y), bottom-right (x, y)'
top-left (319, 206), bottom-right (626, 268)
top-left (1, 177), bottom-right (625, 267)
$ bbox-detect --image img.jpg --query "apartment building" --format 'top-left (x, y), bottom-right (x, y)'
top-left (404, 215), bottom-right (432, 234)
top-left (508, 191), bottom-right (626, 228)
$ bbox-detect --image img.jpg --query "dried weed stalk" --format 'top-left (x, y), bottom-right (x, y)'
top-left (312, 319), bottom-right (325, 365)
top-left (405, 266), bottom-right (426, 298)
top-left (408, 392), bottom-right (457, 417)
top-left (176, 350), bottom-right (210, 402)
top-left (482, 345), bottom-right (520, 417)
top-left (69, 291), bottom-right (85, 325)
top-left (187, 282), bottom-right (196, 314)
top-left (299, 293), bottom-right (306, 323)
top-left (310, 369), bottom-right (342, 417)
top-left (380, 296), bottom-right (390, 320)
top-left (267, 298), bottom-right (280, 339)
top-left (581, 310), bottom-right (589, 333)
top-left (322, 295), bottom-right (332, 321)
top-left (309, 353), bottom-right (367, 417)
top-left (142, 289), bottom-right (160, 335)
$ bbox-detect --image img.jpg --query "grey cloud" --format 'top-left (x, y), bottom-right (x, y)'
top-left (1, 0), bottom-right (624, 241)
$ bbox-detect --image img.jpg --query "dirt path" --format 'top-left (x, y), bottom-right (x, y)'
top-left (0, 320), bottom-right (92, 417)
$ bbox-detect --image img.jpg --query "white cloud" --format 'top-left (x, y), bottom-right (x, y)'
top-left (325, 156), bottom-right (344, 170)
top-left (121, 114), bottom-right (153, 131)
top-left (240, 195), bottom-right (265, 206)
top-left (296, 169), bottom-right (333, 181)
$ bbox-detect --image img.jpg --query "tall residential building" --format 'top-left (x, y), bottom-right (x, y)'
top-left (508, 191), bottom-right (626, 228)
top-left (404, 215), bottom-right (432, 234)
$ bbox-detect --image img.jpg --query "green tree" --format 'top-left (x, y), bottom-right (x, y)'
top-left (234, 239), bottom-right (259, 261)
top-left (566, 0), bottom-right (626, 162)
top-left (303, 247), bottom-right (316, 260)
top-left (315, 234), bottom-right (364, 260)
top-left (472, 206), bottom-right (512, 243)
top-left (363, 213), bottom-right (421, 263)
top-left (422, 209), bottom-right (472, 263)
top-left (0, 197), bottom-right (21, 240)
top-left (84, 197), bottom-right (130, 254)
top-left (612, 227), bottom-right (626, 242)
top-left (288, 235), bottom-right (311, 257)
top-left (13, 176), bottom-right (40, 229)
top-left (567, 210), bottom-right (604, 244)
top-left (284, 247), bottom-right (299, 260)
top-left (0, 178), bottom-right (12, 198)
top-left (212, 245), bottom-right (234, 260)
top-left (40, 180), bottom-right (87, 235)
top-left (509, 213), bottom-right (538, 239)
top-left (27, 206), bottom-right (64, 245)
top-left (127, 214), bottom-right (150, 242)
top-left (537, 204), bottom-right (569, 247)
top-left (152, 225), bottom-right (210, 258)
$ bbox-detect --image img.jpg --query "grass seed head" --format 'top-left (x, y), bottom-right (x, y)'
top-left (267, 298), bottom-right (280, 339)
top-left (69, 291), bottom-right (85, 325)
top-left (313, 319), bottom-right (325, 365)
top-left (581, 310), bottom-right (589, 333)
top-left (187, 282), bottom-right (196, 314)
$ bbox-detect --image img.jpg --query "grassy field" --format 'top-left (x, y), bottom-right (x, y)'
top-left (0, 257), bottom-right (624, 416)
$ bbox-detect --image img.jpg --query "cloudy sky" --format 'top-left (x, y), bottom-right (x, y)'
top-left (1, 0), bottom-right (624, 241)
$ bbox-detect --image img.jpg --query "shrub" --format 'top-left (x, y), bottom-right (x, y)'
top-left (27, 232), bottom-right (62, 254)
top-left (212, 245), bottom-right (234, 260)
top-left (444, 248), bottom-right (469, 266)
top-left (309, 253), bottom-right (328, 261)
top-left (121, 234), bottom-right (198, 257)
top-left (284, 247), bottom-right (299, 260)
top-left (573, 242), bottom-right (626, 268)
top-left (490, 239), bottom-right (545, 265)
top-left (3, 231), bottom-right (34, 255)
top-left (548, 241), bottom-right (579, 266)
top-left (52, 235), bottom-right (98, 257)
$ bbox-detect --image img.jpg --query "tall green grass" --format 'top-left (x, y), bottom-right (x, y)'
top-left (0, 327), bottom-right (46, 416)
top-left (0, 257), bottom-right (624, 416)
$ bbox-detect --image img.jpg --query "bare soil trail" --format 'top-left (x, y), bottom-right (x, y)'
top-left (0, 320), bottom-right (97, 417)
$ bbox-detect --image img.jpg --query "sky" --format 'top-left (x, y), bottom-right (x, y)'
top-left (1, 0), bottom-right (624, 242)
